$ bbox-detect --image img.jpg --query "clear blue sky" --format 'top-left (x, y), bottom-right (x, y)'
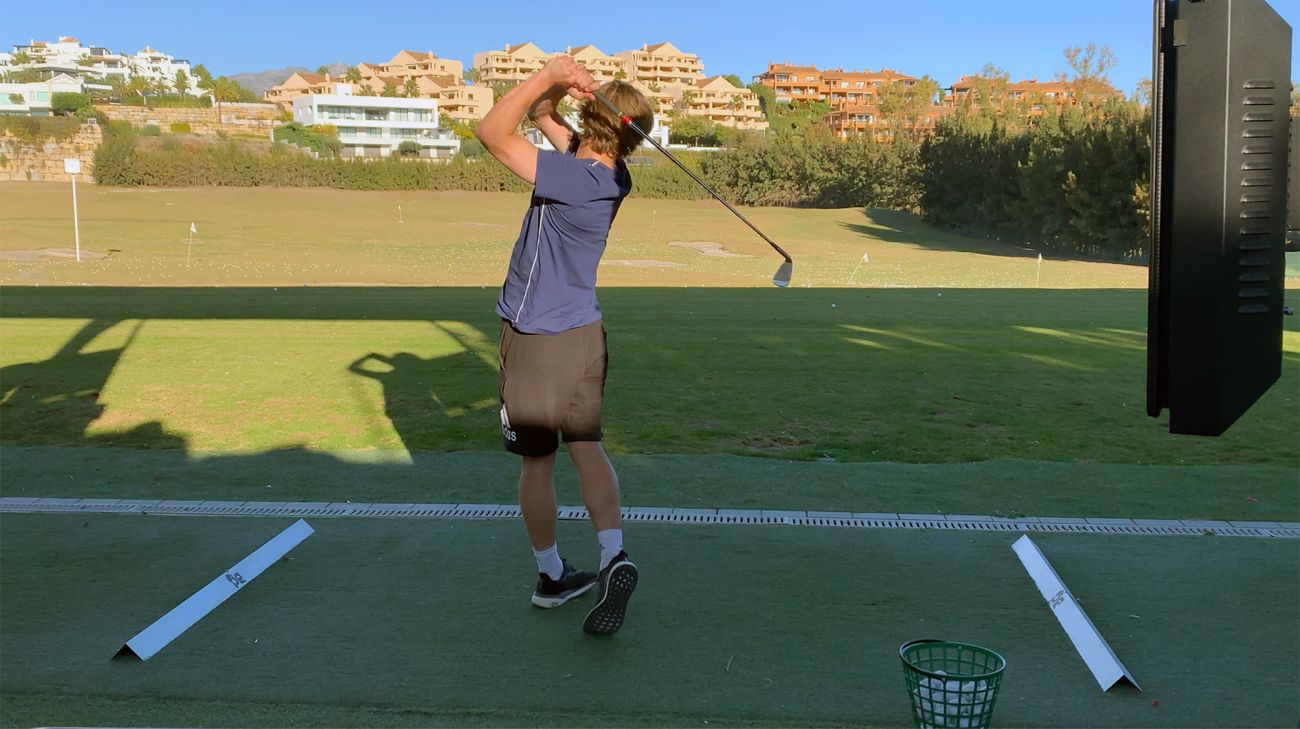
top-left (3, 0), bottom-right (1297, 94)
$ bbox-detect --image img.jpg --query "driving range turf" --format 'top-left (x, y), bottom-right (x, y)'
top-left (1, 184), bottom-right (1297, 727)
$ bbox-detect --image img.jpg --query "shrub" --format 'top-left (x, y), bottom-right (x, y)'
top-left (397, 140), bottom-right (421, 158)
top-left (0, 115), bottom-right (82, 145)
top-left (140, 124), bottom-right (162, 136)
top-left (51, 92), bottom-right (92, 115)
top-left (457, 138), bottom-right (487, 158)
top-left (92, 121), bottom-right (138, 185)
top-left (273, 122), bottom-right (341, 157)
top-left (169, 122), bottom-right (192, 134)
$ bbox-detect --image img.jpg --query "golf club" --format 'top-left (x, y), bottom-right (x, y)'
top-left (593, 90), bottom-right (794, 288)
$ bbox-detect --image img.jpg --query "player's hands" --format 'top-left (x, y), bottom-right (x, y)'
top-left (541, 56), bottom-right (599, 101)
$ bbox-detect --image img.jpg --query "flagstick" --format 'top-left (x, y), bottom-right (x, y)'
top-left (186, 228), bottom-right (194, 269)
top-left (1036, 253), bottom-right (1042, 288)
top-left (71, 172), bottom-right (81, 262)
top-left (846, 251), bottom-right (869, 285)
top-left (398, 205), bottom-right (403, 224)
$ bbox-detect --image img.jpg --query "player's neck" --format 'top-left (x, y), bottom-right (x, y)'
top-left (575, 144), bottom-right (616, 170)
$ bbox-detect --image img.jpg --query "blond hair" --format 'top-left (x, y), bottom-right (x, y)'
top-left (579, 81), bottom-right (655, 159)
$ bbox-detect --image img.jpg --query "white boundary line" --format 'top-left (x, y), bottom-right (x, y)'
top-left (2, 497), bottom-right (1296, 539)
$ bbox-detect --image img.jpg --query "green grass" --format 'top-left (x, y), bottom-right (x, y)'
top-left (0, 183), bottom-right (1156, 289)
top-left (1, 184), bottom-right (1298, 727)
top-left (2, 286), bottom-right (1296, 519)
top-left (2, 513), bottom-right (1296, 728)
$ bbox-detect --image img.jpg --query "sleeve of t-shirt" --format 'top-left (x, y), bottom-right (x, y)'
top-left (534, 135), bottom-right (597, 206)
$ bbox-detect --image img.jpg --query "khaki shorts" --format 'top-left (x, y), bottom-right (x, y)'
top-left (498, 319), bottom-right (607, 457)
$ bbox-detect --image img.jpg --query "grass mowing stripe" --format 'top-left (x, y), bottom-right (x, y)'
top-left (0, 513), bottom-right (1294, 728)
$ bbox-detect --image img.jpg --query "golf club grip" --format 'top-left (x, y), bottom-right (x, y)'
top-left (592, 92), bottom-right (793, 264)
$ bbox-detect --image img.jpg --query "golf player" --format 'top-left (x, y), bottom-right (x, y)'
top-left (476, 57), bottom-right (654, 635)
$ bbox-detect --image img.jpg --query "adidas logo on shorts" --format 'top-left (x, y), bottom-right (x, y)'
top-left (501, 405), bottom-right (518, 442)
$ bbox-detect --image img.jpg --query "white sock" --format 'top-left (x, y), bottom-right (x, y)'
top-left (533, 544), bottom-right (563, 580)
top-left (597, 529), bottom-right (623, 570)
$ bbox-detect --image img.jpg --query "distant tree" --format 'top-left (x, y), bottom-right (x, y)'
top-left (721, 74), bottom-right (744, 89)
top-left (960, 63), bottom-right (1010, 114)
top-left (1135, 77), bottom-right (1153, 107)
top-left (8, 93), bottom-right (23, 104)
top-left (747, 82), bottom-right (775, 116)
top-left (647, 81), bottom-right (662, 93)
top-left (10, 51), bottom-right (33, 65)
top-left (381, 82), bottom-right (399, 98)
top-left (877, 76), bottom-right (942, 137)
top-left (397, 140), bottom-right (421, 157)
top-left (669, 115), bottom-right (716, 146)
top-left (345, 66), bottom-right (362, 83)
top-left (491, 82), bottom-right (512, 102)
top-left (614, 68), bottom-right (627, 80)
top-left (403, 77), bottom-right (420, 98)
top-left (174, 69), bottom-right (189, 95)
top-left (1062, 44), bottom-right (1118, 107)
top-left (193, 64), bottom-right (215, 100)
top-left (316, 65), bottom-right (331, 76)
top-left (463, 67), bottom-right (481, 84)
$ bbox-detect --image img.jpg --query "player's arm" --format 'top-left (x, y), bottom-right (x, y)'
top-left (528, 88), bottom-right (576, 152)
top-left (476, 57), bottom-right (597, 184)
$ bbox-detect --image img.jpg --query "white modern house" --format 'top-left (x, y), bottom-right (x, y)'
top-left (526, 113), bottom-right (671, 151)
top-left (291, 87), bottom-right (460, 159)
top-left (2, 37), bottom-right (198, 94)
top-left (0, 73), bottom-right (83, 115)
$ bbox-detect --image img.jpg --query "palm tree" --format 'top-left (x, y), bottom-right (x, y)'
top-left (344, 66), bottom-right (362, 83)
top-left (403, 77), bottom-right (420, 98)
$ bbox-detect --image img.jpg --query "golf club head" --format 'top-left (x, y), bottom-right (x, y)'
top-left (772, 261), bottom-right (793, 288)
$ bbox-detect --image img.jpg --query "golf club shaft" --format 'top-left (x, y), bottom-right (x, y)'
top-left (592, 91), bottom-right (792, 264)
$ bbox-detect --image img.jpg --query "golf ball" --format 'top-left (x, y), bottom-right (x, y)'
top-left (831, 304), bottom-right (837, 308)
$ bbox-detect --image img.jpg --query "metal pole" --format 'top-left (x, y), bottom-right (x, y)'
top-left (71, 173), bottom-right (81, 262)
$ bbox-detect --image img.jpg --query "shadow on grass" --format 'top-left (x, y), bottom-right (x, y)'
top-left (844, 208), bottom-right (1147, 266)
top-left (0, 286), bottom-right (1295, 511)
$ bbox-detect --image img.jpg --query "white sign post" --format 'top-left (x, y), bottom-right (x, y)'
top-left (64, 158), bottom-right (81, 262)
top-left (115, 519), bottom-right (315, 661)
top-left (1012, 535), bottom-right (1140, 692)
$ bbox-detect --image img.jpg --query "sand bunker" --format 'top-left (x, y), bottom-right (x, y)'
top-left (0, 248), bottom-right (108, 261)
top-left (602, 259), bottom-right (684, 268)
top-left (453, 222), bottom-right (506, 229)
top-left (668, 241), bottom-right (752, 258)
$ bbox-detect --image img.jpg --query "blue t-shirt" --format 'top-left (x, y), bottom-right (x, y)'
top-left (496, 137), bottom-right (632, 334)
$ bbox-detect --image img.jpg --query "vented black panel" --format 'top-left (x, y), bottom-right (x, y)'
top-left (1148, 0), bottom-right (1292, 436)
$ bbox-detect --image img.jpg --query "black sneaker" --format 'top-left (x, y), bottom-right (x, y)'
top-left (531, 559), bottom-right (597, 608)
top-left (582, 551), bottom-right (638, 635)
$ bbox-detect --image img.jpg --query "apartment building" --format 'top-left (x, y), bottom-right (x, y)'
top-left (267, 51), bottom-right (493, 122)
top-left (265, 71), bottom-right (339, 109)
top-left (361, 50), bottom-right (461, 82)
top-left (822, 68), bottom-right (918, 107)
top-left (292, 90), bottom-right (460, 159)
top-left (629, 80), bottom-right (679, 116)
top-left (2, 37), bottom-right (197, 93)
top-left (472, 42), bottom-right (551, 86)
top-left (949, 76), bottom-right (1116, 114)
top-left (682, 77), bottom-right (767, 129)
top-left (825, 102), bottom-right (954, 141)
top-left (616, 42), bottom-right (703, 87)
top-left (752, 63), bottom-right (823, 104)
top-left (561, 45), bottom-right (628, 83)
